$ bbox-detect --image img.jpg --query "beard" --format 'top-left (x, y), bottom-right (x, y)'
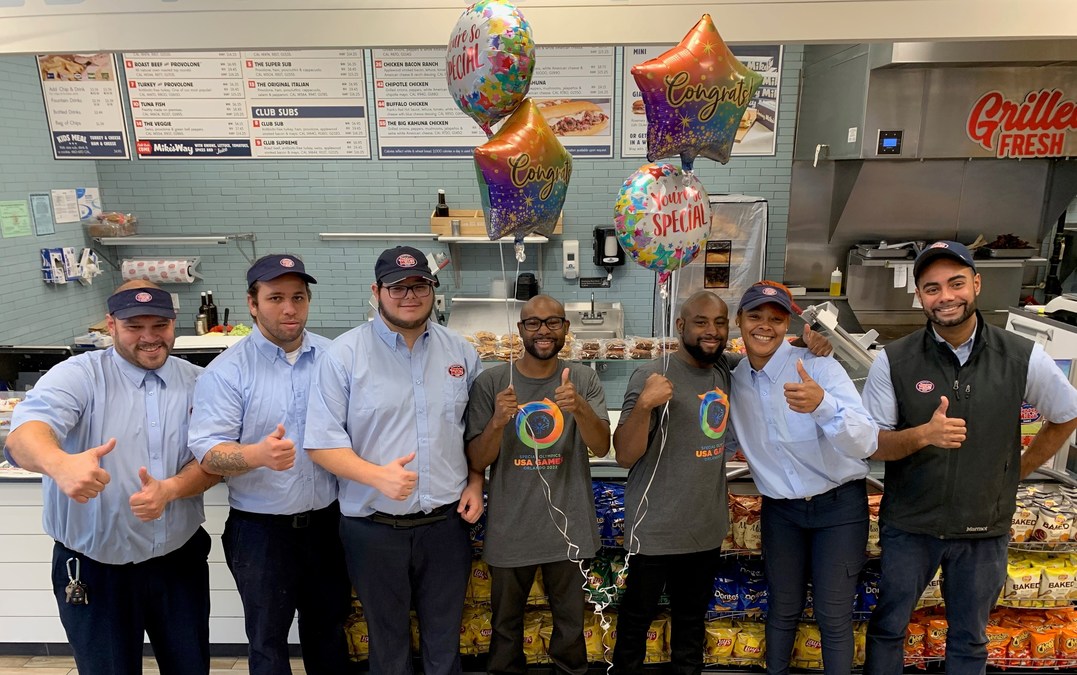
top-left (681, 336), bottom-right (725, 365)
top-left (926, 299), bottom-right (976, 328)
top-left (379, 303), bottom-right (430, 331)
top-left (523, 334), bottom-right (564, 361)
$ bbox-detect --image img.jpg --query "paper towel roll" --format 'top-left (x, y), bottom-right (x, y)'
top-left (122, 259), bottom-right (197, 284)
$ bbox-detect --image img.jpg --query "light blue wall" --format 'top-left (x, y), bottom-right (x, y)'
top-left (0, 57), bottom-right (106, 344)
top-left (0, 46), bottom-right (802, 402)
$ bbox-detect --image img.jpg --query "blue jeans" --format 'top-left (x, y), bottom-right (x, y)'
top-left (223, 504), bottom-right (352, 675)
top-left (864, 525), bottom-right (1008, 675)
top-left (761, 479), bottom-right (868, 675)
top-left (339, 507), bottom-right (472, 675)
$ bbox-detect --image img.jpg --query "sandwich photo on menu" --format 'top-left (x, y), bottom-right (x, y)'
top-left (535, 99), bottom-right (610, 136)
top-left (736, 107), bottom-right (758, 142)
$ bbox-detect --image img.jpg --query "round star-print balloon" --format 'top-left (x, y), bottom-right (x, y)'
top-left (631, 14), bottom-right (763, 171)
top-left (614, 163), bottom-right (711, 284)
top-left (474, 98), bottom-right (573, 244)
top-left (446, 0), bottom-right (536, 138)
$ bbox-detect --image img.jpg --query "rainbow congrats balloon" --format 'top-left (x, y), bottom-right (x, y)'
top-left (446, 0), bottom-right (536, 137)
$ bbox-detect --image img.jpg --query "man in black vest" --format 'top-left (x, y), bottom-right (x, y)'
top-left (861, 241), bottom-right (1077, 675)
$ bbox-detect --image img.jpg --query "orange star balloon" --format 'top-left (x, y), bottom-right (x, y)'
top-left (474, 99), bottom-right (572, 245)
top-left (631, 14), bottom-right (763, 171)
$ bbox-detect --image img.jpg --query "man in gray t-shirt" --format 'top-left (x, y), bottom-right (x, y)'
top-left (611, 291), bottom-right (734, 675)
top-left (466, 295), bottom-right (610, 675)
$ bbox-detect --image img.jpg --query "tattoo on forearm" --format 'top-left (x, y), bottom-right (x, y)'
top-left (206, 449), bottom-right (249, 474)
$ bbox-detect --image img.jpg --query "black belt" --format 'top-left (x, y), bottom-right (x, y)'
top-left (230, 504), bottom-right (336, 529)
top-left (367, 502), bottom-right (456, 529)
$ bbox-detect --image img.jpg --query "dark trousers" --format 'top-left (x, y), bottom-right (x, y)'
top-left (52, 527), bottom-right (211, 675)
top-left (864, 525), bottom-right (1008, 675)
top-left (223, 503), bottom-right (352, 675)
top-left (489, 560), bottom-right (588, 675)
top-left (339, 507), bottom-right (473, 675)
top-left (761, 479), bottom-right (868, 675)
top-left (611, 547), bottom-right (722, 675)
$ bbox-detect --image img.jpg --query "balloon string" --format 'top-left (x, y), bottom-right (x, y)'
top-left (497, 239), bottom-right (518, 390)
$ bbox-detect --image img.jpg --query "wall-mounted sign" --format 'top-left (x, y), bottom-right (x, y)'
top-left (967, 88), bottom-right (1077, 158)
top-left (37, 53), bottom-right (130, 159)
top-left (124, 50), bottom-right (370, 159)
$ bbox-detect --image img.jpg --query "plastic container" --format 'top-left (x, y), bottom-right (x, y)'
top-left (829, 267), bottom-right (843, 297)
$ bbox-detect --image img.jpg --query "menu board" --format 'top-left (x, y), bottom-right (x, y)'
top-left (123, 50), bottom-right (370, 159)
top-left (528, 46), bottom-right (615, 158)
top-left (37, 53), bottom-right (130, 159)
top-left (373, 46), bottom-right (615, 159)
top-left (621, 45), bottom-right (782, 158)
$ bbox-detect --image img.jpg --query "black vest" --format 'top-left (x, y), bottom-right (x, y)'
top-left (883, 314), bottom-right (1032, 538)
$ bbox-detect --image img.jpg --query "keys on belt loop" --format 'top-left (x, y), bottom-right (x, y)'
top-left (65, 557), bottom-right (88, 605)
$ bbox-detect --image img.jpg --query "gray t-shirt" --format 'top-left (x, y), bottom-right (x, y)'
top-left (619, 355), bottom-right (733, 555)
top-left (466, 360), bottom-right (608, 567)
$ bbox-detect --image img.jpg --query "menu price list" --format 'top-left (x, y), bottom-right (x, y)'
top-left (372, 46), bottom-right (615, 159)
top-left (38, 53), bottom-right (130, 159)
top-left (123, 50), bottom-right (370, 159)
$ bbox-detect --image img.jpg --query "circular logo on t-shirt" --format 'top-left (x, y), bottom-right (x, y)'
top-left (448, 364), bottom-right (465, 378)
top-left (516, 398), bottom-right (564, 450)
top-left (698, 388), bottom-right (729, 440)
top-left (135, 292), bottom-right (152, 303)
top-left (280, 257), bottom-right (295, 268)
top-left (396, 254), bottom-right (418, 268)
top-left (915, 380), bottom-right (935, 393)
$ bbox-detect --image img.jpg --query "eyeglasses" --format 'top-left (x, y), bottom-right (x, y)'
top-left (385, 283), bottom-right (433, 299)
top-left (520, 316), bottom-right (566, 332)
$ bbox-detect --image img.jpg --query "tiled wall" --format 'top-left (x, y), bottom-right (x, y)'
top-left (0, 57), bottom-right (106, 344)
top-left (0, 46), bottom-right (802, 403)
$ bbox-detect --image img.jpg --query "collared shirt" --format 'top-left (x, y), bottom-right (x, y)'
top-left (188, 327), bottom-right (337, 515)
top-left (304, 314), bottom-right (482, 518)
top-left (730, 340), bottom-right (877, 499)
top-left (8, 349), bottom-right (203, 564)
top-left (864, 327), bottom-right (1077, 430)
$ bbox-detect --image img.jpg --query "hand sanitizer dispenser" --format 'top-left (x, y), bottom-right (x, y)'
top-left (563, 240), bottom-right (579, 280)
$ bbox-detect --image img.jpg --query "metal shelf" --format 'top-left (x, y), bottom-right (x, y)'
top-left (319, 232), bottom-right (440, 241)
top-left (91, 233), bottom-right (257, 267)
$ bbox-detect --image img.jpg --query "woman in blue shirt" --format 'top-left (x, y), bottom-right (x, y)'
top-left (729, 282), bottom-right (879, 675)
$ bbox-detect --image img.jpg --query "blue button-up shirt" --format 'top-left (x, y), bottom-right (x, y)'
top-left (863, 322), bottom-right (1077, 429)
top-left (731, 340), bottom-right (878, 499)
top-left (188, 327), bottom-right (337, 515)
top-left (8, 349), bottom-right (204, 564)
top-left (304, 315), bottom-right (482, 517)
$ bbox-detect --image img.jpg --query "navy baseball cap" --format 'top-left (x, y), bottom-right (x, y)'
top-left (375, 246), bottom-right (438, 287)
top-left (738, 284), bottom-right (795, 314)
top-left (247, 254), bottom-right (317, 287)
top-left (913, 241), bottom-right (976, 281)
top-left (107, 287), bottom-right (176, 320)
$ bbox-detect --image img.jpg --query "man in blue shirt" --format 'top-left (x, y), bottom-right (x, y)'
top-left (5, 281), bottom-right (219, 675)
top-left (189, 254), bottom-right (350, 675)
top-left (305, 246), bottom-right (485, 675)
top-left (862, 242), bottom-right (1077, 675)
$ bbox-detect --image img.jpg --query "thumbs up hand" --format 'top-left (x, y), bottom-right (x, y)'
top-left (376, 452), bottom-right (419, 501)
top-left (256, 423), bottom-right (296, 471)
top-left (924, 396), bottom-right (967, 449)
top-left (784, 359), bottom-right (825, 413)
top-left (130, 466), bottom-right (170, 522)
top-left (54, 438), bottom-right (114, 503)
top-left (554, 367), bottom-right (582, 414)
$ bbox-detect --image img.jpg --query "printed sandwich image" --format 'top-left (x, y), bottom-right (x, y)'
top-left (535, 99), bottom-right (610, 136)
top-left (736, 108), bottom-right (758, 142)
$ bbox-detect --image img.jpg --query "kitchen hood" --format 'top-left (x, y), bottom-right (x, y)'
top-left (793, 41), bottom-right (1077, 161)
